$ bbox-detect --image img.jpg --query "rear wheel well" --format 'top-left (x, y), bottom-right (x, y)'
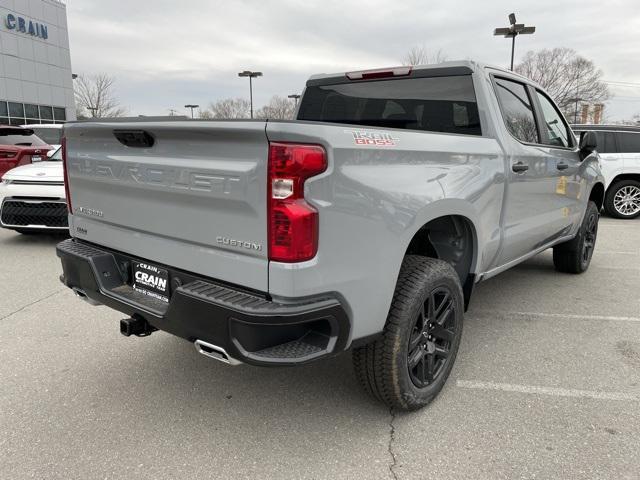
top-left (405, 215), bottom-right (475, 309)
top-left (589, 183), bottom-right (605, 211)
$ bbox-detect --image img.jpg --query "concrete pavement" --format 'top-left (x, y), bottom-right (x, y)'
top-left (1, 217), bottom-right (638, 479)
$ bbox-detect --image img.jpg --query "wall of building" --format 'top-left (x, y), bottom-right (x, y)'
top-left (0, 0), bottom-right (75, 124)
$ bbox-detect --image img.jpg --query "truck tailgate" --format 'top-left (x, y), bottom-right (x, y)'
top-left (64, 121), bottom-right (269, 291)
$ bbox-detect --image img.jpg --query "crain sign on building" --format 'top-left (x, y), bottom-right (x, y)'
top-left (4, 13), bottom-right (48, 40)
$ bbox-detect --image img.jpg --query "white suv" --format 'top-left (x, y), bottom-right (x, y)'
top-left (573, 125), bottom-right (640, 219)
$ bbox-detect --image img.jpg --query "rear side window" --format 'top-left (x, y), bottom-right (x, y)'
top-left (298, 75), bottom-right (481, 136)
top-left (617, 132), bottom-right (640, 153)
top-left (587, 131), bottom-right (617, 154)
top-left (535, 91), bottom-right (572, 148)
top-left (0, 128), bottom-right (48, 146)
top-left (493, 78), bottom-right (538, 144)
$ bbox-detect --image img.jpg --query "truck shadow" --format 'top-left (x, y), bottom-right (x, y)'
top-left (87, 332), bottom-right (387, 418)
top-left (0, 230), bottom-right (68, 247)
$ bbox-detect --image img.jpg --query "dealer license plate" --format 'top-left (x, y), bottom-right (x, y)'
top-left (132, 261), bottom-right (169, 302)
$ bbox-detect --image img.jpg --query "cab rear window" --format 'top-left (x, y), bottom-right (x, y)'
top-left (298, 75), bottom-right (481, 136)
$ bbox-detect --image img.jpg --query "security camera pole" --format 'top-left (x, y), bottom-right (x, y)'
top-left (288, 94), bottom-right (301, 107)
top-left (493, 13), bottom-right (535, 71)
top-left (238, 70), bottom-right (263, 119)
top-left (184, 104), bottom-right (199, 119)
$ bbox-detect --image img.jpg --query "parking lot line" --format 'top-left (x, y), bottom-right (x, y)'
top-left (598, 223), bottom-right (640, 227)
top-left (472, 311), bottom-right (640, 322)
top-left (594, 265), bottom-right (640, 270)
top-left (597, 250), bottom-right (639, 255)
top-left (593, 265), bottom-right (640, 270)
top-left (456, 380), bottom-right (640, 401)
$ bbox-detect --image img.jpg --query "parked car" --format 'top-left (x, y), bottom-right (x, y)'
top-left (0, 147), bottom-right (68, 234)
top-left (572, 124), bottom-right (640, 219)
top-left (56, 61), bottom-right (604, 410)
top-left (21, 124), bottom-right (63, 151)
top-left (0, 126), bottom-right (53, 178)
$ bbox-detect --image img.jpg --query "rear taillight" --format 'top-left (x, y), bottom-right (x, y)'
top-left (0, 150), bottom-right (17, 159)
top-left (268, 142), bottom-right (327, 262)
top-left (61, 137), bottom-right (72, 213)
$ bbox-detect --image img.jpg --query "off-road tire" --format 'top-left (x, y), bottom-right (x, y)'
top-left (552, 201), bottom-right (599, 273)
top-left (352, 256), bottom-right (464, 411)
top-left (604, 179), bottom-right (640, 219)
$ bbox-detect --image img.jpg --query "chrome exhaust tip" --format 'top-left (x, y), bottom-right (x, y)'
top-left (72, 287), bottom-right (101, 306)
top-left (194, 340), bottom-right (242, 366)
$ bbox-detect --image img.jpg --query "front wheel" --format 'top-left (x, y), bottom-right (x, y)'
top-left (553, 201), bottom-right (599, 274)
top-left (352, 256), bottom-right (464, 411)
top-left (604, 180), bottom-right (640, 219)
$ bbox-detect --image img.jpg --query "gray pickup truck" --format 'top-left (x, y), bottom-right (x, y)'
top-left (57, 61), bottom-right (605, 410)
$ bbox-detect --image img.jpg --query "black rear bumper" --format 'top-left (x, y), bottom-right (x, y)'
top-left (56, 238), bottom-right (350, 366)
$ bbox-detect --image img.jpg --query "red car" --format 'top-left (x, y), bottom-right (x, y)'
top-left (0, 126), bottom-right (53, 178)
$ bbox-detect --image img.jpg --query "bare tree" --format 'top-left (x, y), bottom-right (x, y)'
top-left (201, 98), bottom-right (251, 119)
top-left (402, 46), bottom-right (448, 66)
top-left (74, 73), bottom-right (127, 118)
top-left (515, 48), bottom-right (610, 122)
top-left (255, 95), bottom-right (296, 120)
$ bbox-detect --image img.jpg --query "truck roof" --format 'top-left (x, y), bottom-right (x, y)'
top-left (571, 124), bottom-right (640, 132)
top-left (306, 60), bottom-right (533, 87)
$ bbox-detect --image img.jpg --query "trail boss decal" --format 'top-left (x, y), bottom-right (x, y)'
top-left (346, 130), bottom-right (399, 147)
top-left (132, 262), bottom-right (169, 302)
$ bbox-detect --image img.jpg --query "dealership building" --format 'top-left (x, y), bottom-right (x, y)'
top-left (0, 0), bottom-right (74, 125)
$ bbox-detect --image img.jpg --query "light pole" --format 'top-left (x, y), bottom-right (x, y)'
top-left (238, 70), bottom-right (262, 119)
top-left (493, 13), bottom-right (535, 71)
top-left (288, 94), bottom-right (301, 107)
top-left (184, 104), bottom-right (199, 119)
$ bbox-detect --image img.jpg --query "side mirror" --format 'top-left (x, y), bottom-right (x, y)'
top-left (579, 131), bottom-right (597, 160)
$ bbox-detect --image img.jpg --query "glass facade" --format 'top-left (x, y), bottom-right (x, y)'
top-left (0, 100), bottom-right (67, 126)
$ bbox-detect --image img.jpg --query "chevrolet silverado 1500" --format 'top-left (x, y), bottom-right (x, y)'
top-left (56, 61), bottom-right (605, 410)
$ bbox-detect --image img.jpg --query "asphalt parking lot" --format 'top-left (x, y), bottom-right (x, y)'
top-left (1, 218), bottom-right (639, 480)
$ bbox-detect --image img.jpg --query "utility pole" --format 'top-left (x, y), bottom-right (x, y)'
top-left (288, 94), bottom-right (301, 107)
top-left (574, 72), bottom-right (581, 124)
top-left (493, 13), bottom-right (536, 71)
top-left (184, 104), bottom-right (199, 119)
top-left (238, 70), bottom-right (263, 119)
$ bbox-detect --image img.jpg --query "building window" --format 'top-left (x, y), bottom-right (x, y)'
top-left (8, 102), bottom-right (24, 119)
top-left (24, 104), bottom-right (39, 120)
top-left (53, 107), bottom-right (66, 121)
top-left (0, 100), bottom-right (67, 126)
top-left (39, 106), bottom-right (54, 121)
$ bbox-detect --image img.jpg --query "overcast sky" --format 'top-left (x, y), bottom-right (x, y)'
top-left (66, 0), bottom-right (640, 120)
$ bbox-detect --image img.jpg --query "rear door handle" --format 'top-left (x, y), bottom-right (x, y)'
top-left (556, 162), bottom-right (569, 170)
top-left (512, 162), bottom-right (529, 173)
